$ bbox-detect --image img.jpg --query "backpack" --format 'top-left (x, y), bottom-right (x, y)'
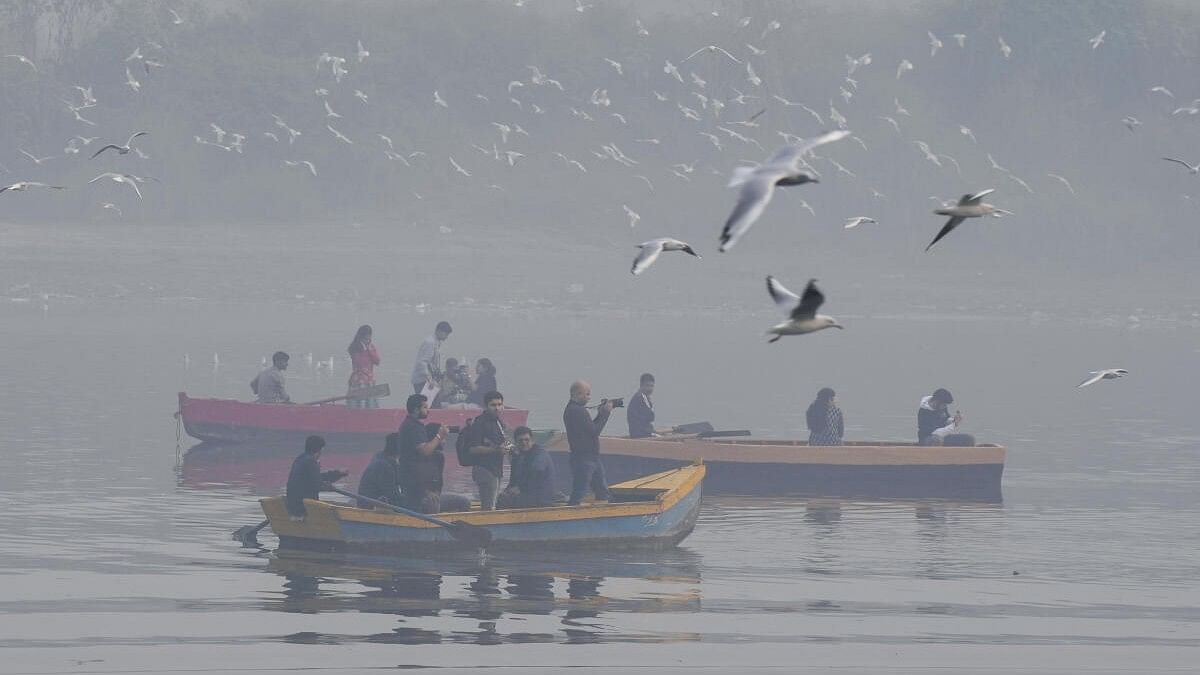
top-left (455, 417), bottom-right (478, 467)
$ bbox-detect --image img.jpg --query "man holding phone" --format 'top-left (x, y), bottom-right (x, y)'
top-left (918, 388), bottom-right (962, 446)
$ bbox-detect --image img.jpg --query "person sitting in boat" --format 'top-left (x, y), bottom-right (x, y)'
top-left (347, 324), bottom-right (381, 409)
top-left (466, 358), bottom-right (498, 407)
top-left (251, 351), bottom-right (291, 404)
top-left (498, 426), bottom-right (557, 508)
top-left (626, 372), bottom-right (656, 438)
top-left (356, 433), bottom-right (403, 508)
top-left (285, 435), bottom-right (347, 518)
top-left (918, 388), bottom-right (962, 446)
top-left (411, 321), bottom-right (452, 394)
top-left (403, 423), bottom-right (472, 513)
top-left (462, 390), bottom-right (511, 510)
top-left (564, 380), bottom-right (614, 505)
top-left (806, 387), bottom-right (844, 446)
top-left (432, 357), bottom-right (459, 407)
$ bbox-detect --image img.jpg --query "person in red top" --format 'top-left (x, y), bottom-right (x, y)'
top-left (347, 324), bottom-right (381, 408)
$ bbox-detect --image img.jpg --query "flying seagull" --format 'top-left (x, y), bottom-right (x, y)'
top-left (90, 132), bottom-right (149, 159)
top-left (88, 172), bottom-right (143, 199)
top-left (684, 44), bottom-right (742, 64)
top-left (926, 188), bottom-right (1012, 251)
top-left (765, 276), bottom-right (842, 342)
top-left (3, 54), bottom-right (37, 72)
top-left (1076, 368), bottom-right (1127, 388)
top-left (631, 238), bottom-right (701, 275)
top-left (0, 181), bottom-right (67, 195)
top-left (718, 130), bottom-right (851, 252)
top-left (843, 216), bottom-right (877, 229)
top-left (1089, 30), bottom-right (1106, 49)
top-left (1162, 157), bottom-right (1200, 175)
top-left (1121, 116), bottom-right (1141, 131)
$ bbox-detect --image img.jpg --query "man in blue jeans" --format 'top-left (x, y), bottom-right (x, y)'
top-left (562, 380), bottom-right (613, 505)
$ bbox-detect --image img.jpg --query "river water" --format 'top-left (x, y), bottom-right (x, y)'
top-left (1, 221), bottom-right (1198, 673)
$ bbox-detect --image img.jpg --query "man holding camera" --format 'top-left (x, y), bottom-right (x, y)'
top-left (463, 390), bottom-right (510, 510)
top-left (563, 380), bottom-right (616, 505)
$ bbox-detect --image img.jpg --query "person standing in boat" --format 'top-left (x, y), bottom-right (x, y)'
top-left (410, 321), bottom-right (452, 394)
top-left (626, 373), bottom-right (656, 438)
top-left (347, 325), bottom-right (381, 409)
top-left (806, 387), bottom-right (845, 446)
top-left (498, 426), bottom-right (557, 508)
top-left (918, 388), bottom-right (962, 446)
top-left (356, 433), bottom-right (403, 508)
top-left (564, 380), bottom-right (614, 505)
top-left (285, 435), bottom-right (346, 518)
top-left (251, 351), bottom-right (291, 404)
top-left (403, 423), bottom-right (472, 513)
top-left (463, 390), bottom-right (511, 510)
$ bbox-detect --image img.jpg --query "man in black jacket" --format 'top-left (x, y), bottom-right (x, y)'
top-left (563, 380), bottom-right (613, 505)
top-left (285, 435), bottom-right (346, 517)
top-left (918, 388), bottom-right (962, 445)
top-left (626, 372), bottom-right (656, 438)
top-left (464, 391), bottom-right (510, 510)
top-left (357, 433), bottom-right (403, 508)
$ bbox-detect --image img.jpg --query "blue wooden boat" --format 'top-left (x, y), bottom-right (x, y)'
top-left (260, 462), bottom-right (705, 552)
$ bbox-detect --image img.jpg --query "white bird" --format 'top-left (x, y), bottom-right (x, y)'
top-left (1162, 157), bottom-right (1200, 174)
top-left (323, 99), bottom-right (341, 118)
top-left (575, 0), bottom-right (592, 12)
top-left (263, 131), bottom-right (279, 142)
top-left (356, 40), bottom-right (369, 63)
top-left (4, 54), bottom-right (37, 72)
top-left (635, 19), bottom-right (649, 36)
top-left (746, 61), bottom-right (762, 87)
top-left (929, 31), bottom-right (943, 57)
top-left (765, 276), bottom-right (842, 342)
top-left (894, 97), bottom-right (911, 116)
top-left (631, 238), bottom-right (701, 275)
top-left (1047, 173), bottom-right (1076, 195)
top-left (448, 156), bottom-right (471, 177)
top-left (998, 36), bottom-right (1012, 59)
top-left (623, 204), bottom-right (641, 228)
top-left (927, 188), bottom-right (1012, 251)
top-left (1089, 30), bottom-right (1106, 49)
top-left (19, 149), bottom-right (56, 164)
top-left (169, 8), bottom-right (184, 24)
top-left (605, 58), bottom-right (623, 75)
top-left (1121, 116), bottom-right (1141, 131)
top-left (759, 20), bottom-right (781, 41)
top-left (283, 160), bottom-right (317, 176)
top-left (326, 124), bottom-right (353, 144)
top-left (896, 59), bottom-right (913, 79)
top-left (0, 181), bottom-right (67, 195)
top-left (1150, 85), bottom-right (1174, 99)
top-left (663, 60), bottom-right (683, 82)
top-left (125, 66), bottom-right (140, 92)
top-left (879, 115), bottom-right (902, 135)
top-left (718, 130), bottom-right (851, 252)
top-left (1076, 368), bottom-right (1127, 388)
top-left (843, 216), bottom-right (877, 229)
top-left (952, 33), bottom-right (967, 47)
top-left (88, 172), bottom-right (143, 199)
top-left (684, 44), bottom-right (742, 64)
top-left (959, 125), bottom-right (977, 144)
top-left (746, 43), bottom-right (766, 56)
top-left (433, 90), bottom-right (448, 108)
top-left (101, 202), bottom-right (122, 216)
top-left (90, 132), bottom-right (149, 159)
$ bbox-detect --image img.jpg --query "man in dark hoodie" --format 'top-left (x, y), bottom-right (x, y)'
top-left (563, 380), bottom-right (613, 505)
top-left (918, 388), bottom-right (962, 445)
top-left (357, 433), bottom-right (404, 508)
top-left (285, 435), bottom-right (346, 518)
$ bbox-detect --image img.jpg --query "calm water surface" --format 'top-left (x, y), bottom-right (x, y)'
top-left (1, 223), bottom-right (1198, 673)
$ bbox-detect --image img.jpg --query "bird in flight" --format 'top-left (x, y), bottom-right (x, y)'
top-left (631, 238), bottom-right (701, 275)
top-left (843, 216), bottom-right (877, 229)
top-left (88, 172), bottom-right (143, 199)
top-left (684, 44), bottom-right (742, 64)
top-left (0, 181), bottom-right (67, 195)
top-left (1162, 157), bottom-right (1200, 175)
top-left (1076, 369), bottom-right (1127, 388)
top-left (3, 54), bottom-right (37, 72)
top-left (90, 132), bottom-right (149, 159)
top-left (765, 277), bottom-right (842, 342)
top-left (926, 188), bottom-right (1012, 251)
top-left (718, 130), bottom-right (851, 252)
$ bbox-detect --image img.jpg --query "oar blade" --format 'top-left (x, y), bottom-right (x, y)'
top-left (232, 520), bottom-right (268, 544)
top-left (449, 520), bottom-right (493, 548)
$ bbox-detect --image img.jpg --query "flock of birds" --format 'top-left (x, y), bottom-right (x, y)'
top-left (4, 8), bottom-right (1177, 391)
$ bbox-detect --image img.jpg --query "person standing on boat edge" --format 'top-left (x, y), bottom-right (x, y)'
top-left (626, 373), bottom-right (656, 439)
top-left (285, 435), bottom-right (347, 518)
top-left (410, 321), bottom-right (452, 394)
top-left (564, 380), bottom-right (614, 505)
top-left (918, 388), bottom-right (962, 446)
top-left (806, 388), bottom-right (844, 446)
top-left (347, 325), bottom-right (381, 408)
top-left (356, 433), bottom-right (403, 508)
top-left (251, 351), bottom-right (291, 404)
top-left (463, 390), bottom-right (511, 510)
top-left (498, 426), bottom-right (557, 508)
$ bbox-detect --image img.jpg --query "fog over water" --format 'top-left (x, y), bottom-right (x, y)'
top-left (2, 1), bottom-right (1200, 673)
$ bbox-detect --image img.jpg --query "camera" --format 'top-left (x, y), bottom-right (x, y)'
top-left (601, 397), bottom-right (625, 409)
top-left (448, 425), bottom-right (462, 434)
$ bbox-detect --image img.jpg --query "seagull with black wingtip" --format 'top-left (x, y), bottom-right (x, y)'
top-left (926, 188), bottom-right (1012, 251)
top-left (764, 276), bottom-right (842, 342)
top-left (90, 132), bottom-right (149, 159)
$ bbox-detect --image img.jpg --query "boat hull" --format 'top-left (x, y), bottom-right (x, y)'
top-left (544, 436), bottom-right (1004, 501)
top-left (178, 392), bottom-right (528, 449)
top-left (262, 464), bottom-right (705, 552)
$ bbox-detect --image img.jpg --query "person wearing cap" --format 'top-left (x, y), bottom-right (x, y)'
top-left (411, 321), bottom-right (452, 394)
top-left (251, 351), bottom-right (292, 403)
top-left (918, 388), bottom-right (962, 446)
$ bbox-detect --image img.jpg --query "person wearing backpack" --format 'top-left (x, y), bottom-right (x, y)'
top-left (461, 391), bottom-right (511, 510)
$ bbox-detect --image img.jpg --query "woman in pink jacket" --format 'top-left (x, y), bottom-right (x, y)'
top-left (347, 324), bottom-right (381, 408)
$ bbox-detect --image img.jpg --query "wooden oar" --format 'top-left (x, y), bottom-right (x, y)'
top-left (330, 487), bottom-right (493, 549)
top-left (697, 429), bottom-right (752, 439)
top-left (672, 421), bottom-right (714, 435)
top-left (232, 519), bottom-right (269, 544)
top-left (302, 383), bottom-right (391, 406)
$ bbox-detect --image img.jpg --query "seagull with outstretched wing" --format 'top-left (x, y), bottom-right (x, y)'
top-left (926, 188), bottom-right (1012, 251)
top-left (765, 276), bottom-right (843, 342)
top-left (631, 238), bottom-right (701, 275)
top-left (1076, 368), bottom-right (1127, 388)
top-left (90, 132), bottom-right (149, 159)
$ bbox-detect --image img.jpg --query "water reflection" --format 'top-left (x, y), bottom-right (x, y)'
top-left (263, 548), bottom-right (702, 645)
